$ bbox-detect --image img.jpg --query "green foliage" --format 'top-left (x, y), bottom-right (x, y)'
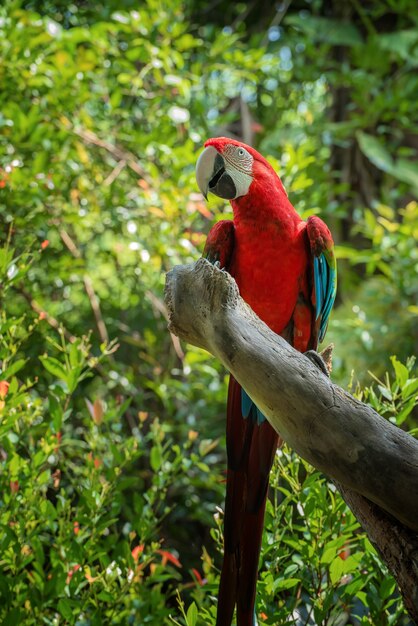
top-left (0, 248), bottom-right (222, 624)
top-left (197, 362), bottom-right (417, 626)
top-left (330, 202), bottom-right (418, 381)
top-left (0, 0), bottom-right (417, 624)
top-left (1, 257), bottom-right (416, 625)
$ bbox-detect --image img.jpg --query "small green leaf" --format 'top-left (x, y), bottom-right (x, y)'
top-left (357, 132), bottom-right (418, 189)
top-left (357, 132), bottom-right (394, 174)
top-left (321, 545), bottom-right (338, 564)
top-left (67, 366), bottom-right (83, 393)
top-left (150, 445), bottom-right (162, 472)
top-left (69, 342), bottom-right (80, 368)
top-left (38, 469), bottom-right (51, 485)
top-left (9, 454), bottom-right (21, 478)
top-left (401, 378), bottom-right (418, 400)
top-left (186, 601), bottom-right (198, 626)
top-left (39, 356), bottom-right (67, 382)
top-left (2, 359), bottom-right (27, 379)
top-left (395, 397), bottom-right (416, 425)
top-left (377, 385), bottom-right (392, 401)
top-left (49, 394), bottom-right (63, 432)
top-left (57, 598), bottom-right (73, 621)
top-left (329, 557), bottom-right (346, 584)
top-left (344, 576), bottom-right (365, 596)
top-left (97, 590), bottom-right (114, 602)
top-left (390, 356), bottom-right (409, 386)
top-left (8, 377), bottom-right (18, 394)
top-left (380, 576), bottom-right (396, 599)
top-left (40, 499), bottom-right (57, 520)
top-left (272, 577), bottom-right (300, 592)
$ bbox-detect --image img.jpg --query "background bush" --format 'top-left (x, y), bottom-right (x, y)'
top-left (0, 1), bottom-right (417, 624)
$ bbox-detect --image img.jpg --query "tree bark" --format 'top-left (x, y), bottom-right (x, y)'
top-left (164, 258), bottom-right (418, 622)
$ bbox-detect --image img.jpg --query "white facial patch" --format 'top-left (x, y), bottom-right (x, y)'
top-left (222, 145), bottom-right (254, 199)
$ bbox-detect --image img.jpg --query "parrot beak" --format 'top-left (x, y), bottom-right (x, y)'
top-left (196, 146), bottom-right (237, 200)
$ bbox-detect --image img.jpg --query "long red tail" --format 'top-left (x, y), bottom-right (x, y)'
top-left (216, 376), bottom-right (280, 626)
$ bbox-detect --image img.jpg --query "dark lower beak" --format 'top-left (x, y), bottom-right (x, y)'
top-left (208, 154), bottom-right (236, 200)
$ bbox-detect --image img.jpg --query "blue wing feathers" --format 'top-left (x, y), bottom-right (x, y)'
top-left (307, 216), bottom-right (337, 344)
top-left (314, 253), bottom-right (336, 343)
top-left (313, 256), bottom-right (323, 319)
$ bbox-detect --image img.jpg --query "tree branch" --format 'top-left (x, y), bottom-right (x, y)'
top-left (59, 229), bottom-right (109, 345)
top-left (69, 125), bottom-right (153, 184)
top-left (164, 259), bottom-right (418, 621)
top-left (336, 482), bottom-right (418, 620)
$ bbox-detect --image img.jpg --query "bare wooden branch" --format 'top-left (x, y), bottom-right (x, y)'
top-left (69, 125), bottom-right (152, 184)
top-left (16, 286), bottom-right (76, 343)
top-left (164, 259), bottom-right (418, 621)
top-left (165, 259), bottom-right (418, 531)
top-left (103, 159), bottom-right (127, 186)
top-left (83, 275), bottom-right (109, 345)
top-left (59, 229), bottom-right (109, 345)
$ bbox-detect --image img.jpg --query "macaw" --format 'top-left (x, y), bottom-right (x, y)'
top-left (195, 137), bottom-right (337, 626)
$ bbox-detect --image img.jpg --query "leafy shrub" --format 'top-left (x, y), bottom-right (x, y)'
top-left (177, 358), bottom-right (417, 625)
top-left (330, 203), bottom-right (418, 384)
top-left (0, 243), bottom-right (221, 624)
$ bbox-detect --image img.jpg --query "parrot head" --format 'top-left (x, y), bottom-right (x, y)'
top-left (196, 137), bottom-right (282, 201)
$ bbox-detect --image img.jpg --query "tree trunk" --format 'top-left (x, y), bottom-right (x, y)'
top-left (164, 259), bottom-right (418, 622)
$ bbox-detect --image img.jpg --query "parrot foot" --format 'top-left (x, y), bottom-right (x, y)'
top-left (213, 260), bottom-right (228, 272)
top-left (304, 350), bottom-right (330, 377)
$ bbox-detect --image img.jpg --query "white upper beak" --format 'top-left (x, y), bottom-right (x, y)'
top-left (195, 146), bottom-right (218, 200)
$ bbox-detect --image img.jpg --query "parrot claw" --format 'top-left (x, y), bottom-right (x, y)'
top-left (304, 350), bottom-right (330, 377)
top-left (214, 260), bottom-right (228, 272)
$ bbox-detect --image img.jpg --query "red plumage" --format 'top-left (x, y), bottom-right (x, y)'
top-left (201, 137), bottom-right (336, 626)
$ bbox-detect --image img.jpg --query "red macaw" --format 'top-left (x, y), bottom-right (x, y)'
top-left (195, 137), bottom-right (337, 626)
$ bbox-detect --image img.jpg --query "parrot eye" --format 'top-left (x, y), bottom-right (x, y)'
top-left (221, 143), bottom-right (254, 191)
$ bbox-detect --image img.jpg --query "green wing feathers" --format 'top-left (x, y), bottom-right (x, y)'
top-left (306, 216), bottom-right (337, 343)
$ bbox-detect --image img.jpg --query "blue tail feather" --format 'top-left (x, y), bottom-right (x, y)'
top-left (241, 388), bottom-right (266, 424)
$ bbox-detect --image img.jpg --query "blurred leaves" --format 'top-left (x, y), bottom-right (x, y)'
top-left (286, 15), bottom-right (363, 46)
top-left (357, 132), bottom-right (418, 191)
